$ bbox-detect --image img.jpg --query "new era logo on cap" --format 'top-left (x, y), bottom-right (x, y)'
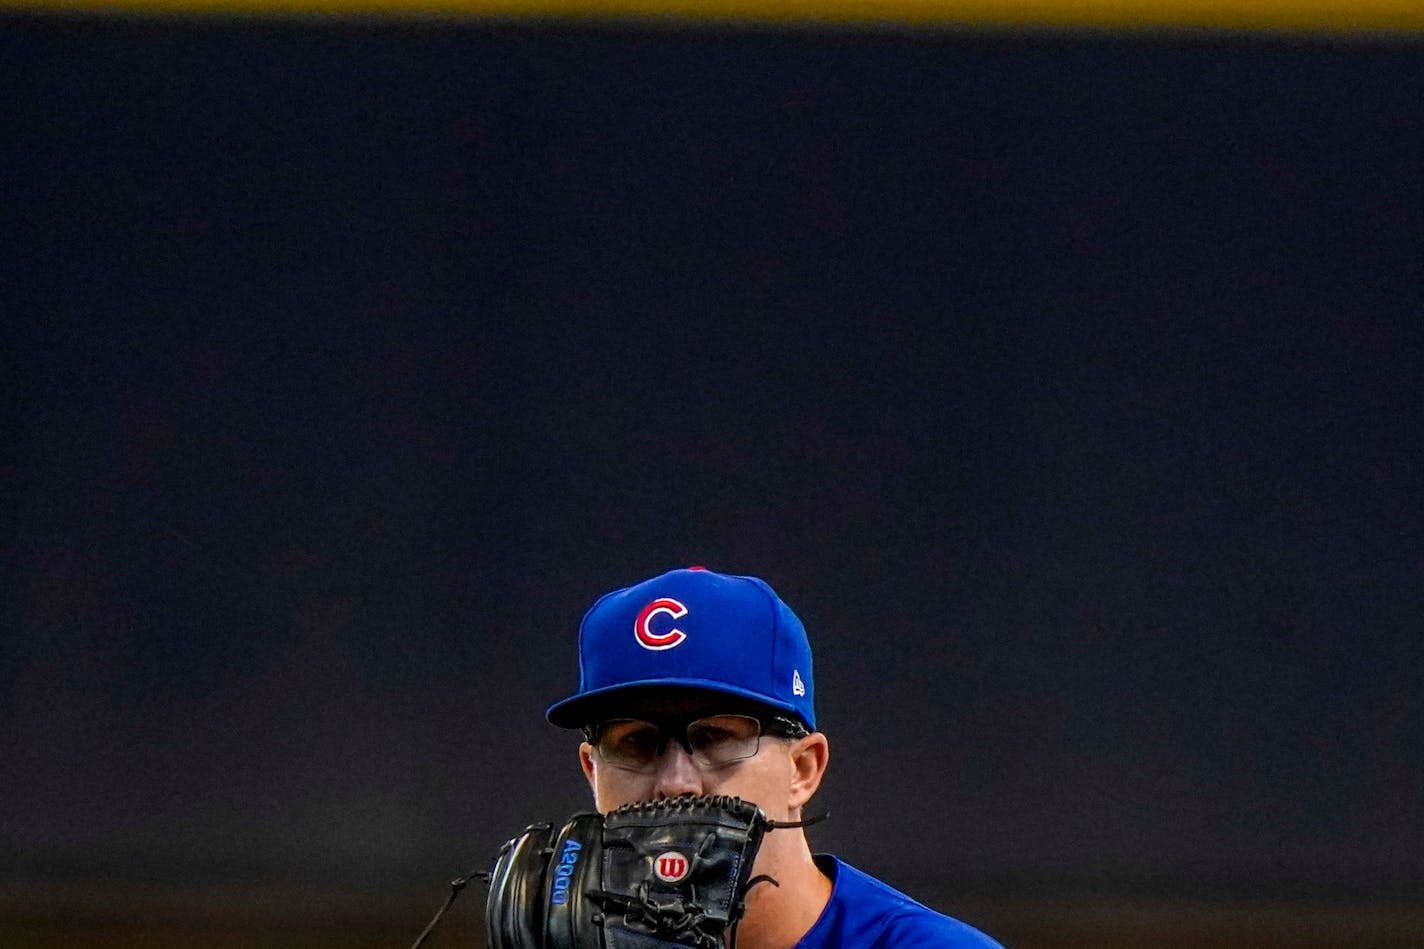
top-left (546, 567), bottom-right (816, 730)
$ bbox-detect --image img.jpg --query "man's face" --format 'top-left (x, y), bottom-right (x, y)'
top-left (577, 688), bottom-right (820, 821)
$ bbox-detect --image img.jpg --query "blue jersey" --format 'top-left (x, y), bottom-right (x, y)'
top-left (793, 856), bottom-right (1003, 949)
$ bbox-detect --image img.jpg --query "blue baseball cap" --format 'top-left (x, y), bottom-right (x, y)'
top-left (546, 567), bottom-right (815, 731)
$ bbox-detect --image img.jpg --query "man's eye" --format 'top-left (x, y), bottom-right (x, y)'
top-left (688, 727), bottom-right (733, 746)
top-left (613, 729), bottom-right (660, 752)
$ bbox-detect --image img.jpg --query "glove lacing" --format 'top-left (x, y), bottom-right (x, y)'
top-left (591, 878), bottom-right (724, 949)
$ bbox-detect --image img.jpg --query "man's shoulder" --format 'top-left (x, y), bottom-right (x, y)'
top-left (877, 905), bottom-right (1004, 949)
top-left (802, 856), bottom-right (1004, 949)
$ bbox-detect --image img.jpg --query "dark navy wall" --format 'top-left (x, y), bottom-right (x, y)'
top-left (6, 14), bottom-right (1422, 913)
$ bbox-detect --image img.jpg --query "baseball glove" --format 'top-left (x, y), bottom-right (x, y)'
top-left (485, 794), bottom-right (773, 949)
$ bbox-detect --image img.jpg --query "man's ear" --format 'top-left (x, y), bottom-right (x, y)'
top-left (788, 732), bottom-right (830, 810)
top-left (578, 742), bottom-right (598, 794)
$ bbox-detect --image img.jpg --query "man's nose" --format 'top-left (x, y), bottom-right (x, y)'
top-left (652, 742), bottom-right (705, 799)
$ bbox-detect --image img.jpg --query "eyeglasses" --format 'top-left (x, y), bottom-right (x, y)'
top-left (583, 714), bottom-right (810, 773)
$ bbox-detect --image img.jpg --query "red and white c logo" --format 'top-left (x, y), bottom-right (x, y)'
top-left (634, 598), bottom-right (688, 651)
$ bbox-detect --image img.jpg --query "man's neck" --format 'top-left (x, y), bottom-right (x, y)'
top-left (734, 834), bottom-right (833, 949)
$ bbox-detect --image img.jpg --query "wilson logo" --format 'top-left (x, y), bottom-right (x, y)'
top-left (549, 839), bottom-right (582, 905)
top-left (634, 598), bottom-right (688, 651)
top-left (653, 851), bottom-right (690, 883)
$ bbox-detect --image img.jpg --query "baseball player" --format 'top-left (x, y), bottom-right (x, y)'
top-left (545, 566), bottom-right (1004, 949)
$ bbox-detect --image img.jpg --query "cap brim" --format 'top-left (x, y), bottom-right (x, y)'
top-left (546, 677), bottom-right (807, 729)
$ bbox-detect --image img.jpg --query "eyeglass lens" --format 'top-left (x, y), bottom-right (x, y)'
top-left (594, 715), bottom-right (763, 771)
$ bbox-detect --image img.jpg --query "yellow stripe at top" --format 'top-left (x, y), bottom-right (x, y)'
top-left (6, 0), bottom-right (1424, 32)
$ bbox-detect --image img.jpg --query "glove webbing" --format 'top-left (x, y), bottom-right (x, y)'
top-left (590, 880), bottom-right (721, 949)
top-left (589, 810), bottom-right (827, 949)
top-left (590, 827), bottom-right (724, 947)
